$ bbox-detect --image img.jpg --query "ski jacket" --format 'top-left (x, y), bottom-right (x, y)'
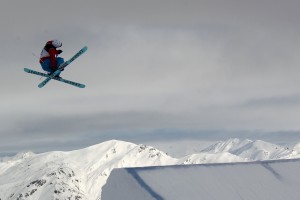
top-left (40, 41), bottom-right (62, 68)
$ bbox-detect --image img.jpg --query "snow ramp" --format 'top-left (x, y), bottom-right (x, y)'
top-left (102, 159), bottom-right (300, 200)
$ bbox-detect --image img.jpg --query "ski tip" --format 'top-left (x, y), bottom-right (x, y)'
top-left (76, 84), bottom-right (85, 88)
top-left (24, 68), bottom-right (30, 72)
top-left (82, 46), bottom-right (88, 52)
top-left (38, 82), bottom-right (46, 88)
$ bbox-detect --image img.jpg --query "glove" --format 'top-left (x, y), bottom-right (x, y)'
top-left (57, 50), bottom-right (63, 54)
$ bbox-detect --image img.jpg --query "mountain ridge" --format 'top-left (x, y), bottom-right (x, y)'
top-left (1, 138), bottom-right (300, 200)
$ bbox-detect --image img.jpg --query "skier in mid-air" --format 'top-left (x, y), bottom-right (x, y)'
top-left (40, 40), bottom-right (64, 76)
top-left (24, 42), bottom-right (87, 88)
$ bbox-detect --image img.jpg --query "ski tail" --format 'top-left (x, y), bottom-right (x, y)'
top-left (57, 77), bottom-right (85, 88)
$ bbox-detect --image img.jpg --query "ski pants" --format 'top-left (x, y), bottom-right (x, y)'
top-left (40, 57), bottom-right (64, 74)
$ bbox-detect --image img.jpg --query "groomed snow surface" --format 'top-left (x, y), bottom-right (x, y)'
top-left (1, 138), bottom-right (300, 200)
top-left (103, 159), bottom-right (300, 200)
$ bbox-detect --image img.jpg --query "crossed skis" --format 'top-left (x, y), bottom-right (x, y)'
top-left (24, 46), bottom-right (88, 88)
top-left (24, 68), bottom-right (85, 88)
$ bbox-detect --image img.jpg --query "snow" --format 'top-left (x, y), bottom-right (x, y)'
top-left (201, 138), bottom-right (295, 160)
top-left (0, 140), bottom-right (176, 200)
top-left (0, 138), bottom-right (300, 200)
top-left (103, 159), bottom-right (300, 200)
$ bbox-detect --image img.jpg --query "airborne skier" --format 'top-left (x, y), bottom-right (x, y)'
top-left (40, 40), bottom-right (64, 77)
top-left (24, 41), bottom-right (87, 88)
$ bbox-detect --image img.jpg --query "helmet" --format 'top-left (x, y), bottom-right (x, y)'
top-left (52, 40), bottom-right (62, 48)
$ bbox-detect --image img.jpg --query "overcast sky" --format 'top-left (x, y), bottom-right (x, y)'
top-left (1, 0), bottom-right (300, 154)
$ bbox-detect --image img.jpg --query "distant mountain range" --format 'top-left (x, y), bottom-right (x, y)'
top-left (1, 138), bottom-right (299, 200)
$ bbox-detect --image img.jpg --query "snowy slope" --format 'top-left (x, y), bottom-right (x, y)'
top-left (178, 138), bottom-right (300, 165)
top-left (103, 159), bottom-right (300, 200)
top-left (1, 138), bottom-right (300, 200)
top-left (201, 138), bottom-right (297, 160)
top-left (0, 140), bottom-right (176, 200)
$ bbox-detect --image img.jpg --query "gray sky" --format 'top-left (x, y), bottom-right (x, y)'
top-left (1, 0), bottom-right (300, 154)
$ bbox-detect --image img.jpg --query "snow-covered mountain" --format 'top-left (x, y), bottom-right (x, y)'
top-left (201, 138), bottom-right (296, 160)
top-left (0, 140), bottom-right (176, 200)
top-left (1, 138), bottom-right (300, 200)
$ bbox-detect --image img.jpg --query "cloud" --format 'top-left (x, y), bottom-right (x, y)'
top-left (242, 95), bottom-right (300, 108)
top-left (2, 0), bottom-right (300, 153)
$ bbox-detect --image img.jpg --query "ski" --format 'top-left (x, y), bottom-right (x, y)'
top-left (38, 46), bottom-right (88, 88)
top-left (24, 68), bottom-right (85, 88)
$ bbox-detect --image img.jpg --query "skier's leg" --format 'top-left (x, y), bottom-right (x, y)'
top-left (56, 57), bottom-right (64, 67)
top-left (40, 59), bottom-right (54, 74)
top-left (55, 57), bottom-right (65, 76)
